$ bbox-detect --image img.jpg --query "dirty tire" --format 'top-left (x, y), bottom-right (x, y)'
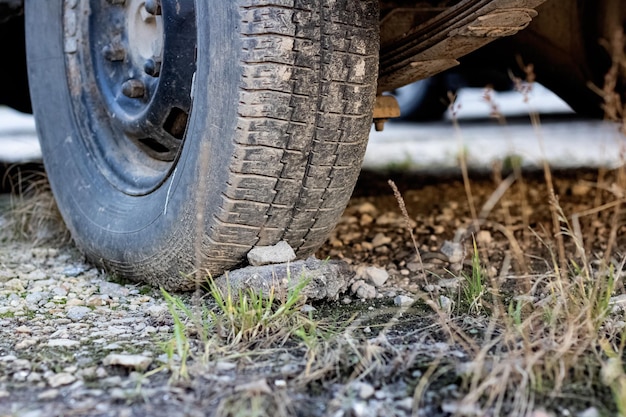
top-left (26, 0), bottom-right (379, 290)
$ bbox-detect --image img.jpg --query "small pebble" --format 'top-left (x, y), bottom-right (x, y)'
top-left (47, 373), bottom-right (77, 388)
top-left (362, 266), bottom-right (389, 287)
top-left (394, 295), bottom-right (415, 307)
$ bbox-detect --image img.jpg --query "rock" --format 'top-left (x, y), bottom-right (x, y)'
top-left (357, 202), bottom-right (378, 215)
top-left (356, 283), bottom-right (376, 300)
top-left (62, 265), bottom-right (85, 277)
top-left (66, 298), bottom-right (85, 306)
top-left (351, 280), bottom-right (376, 299)
top-left (51, 286), bottom-right (68, 297)
top-left (26, 270), bottom-right (47, 281)
top-left (572, 182), bottom-right (592, 197)
top-left (476, 230), bottom-right (492, 245)
top-left (441, 241), bottom-right (464, 263)
top-left (439, 295), bottom-right (453, 313)
top-left (5, 278), bottom-right (26, 291)
top-left (215, 361), bottom-right (237, 372)
top-left (37, 389), bottom-right (59, 400)
top-left (438, 278), bottom-right (460, 289)
top-left (441, 402), bottom-right (481, 415)
top-left (14, 339), bottom-right (37, 350)
top-left (394, 295), bottom-right (415, 307)
top-left (234, 378), bottom-right (272, 395)
top-left (0, 269), bottom-right (12, 282)
top-left (406, 262), bottom-right (422, 272)
top-left (48, 339), bottom-right (80, 348)
top-left (362, 266), bottom-right (389, 287)
top-left (13, 359), bottom-right (31, 370)
top-left (371, 233), bottom-right (391, 248)
top-left (85, 295), bottom-right (108, 307)
top-left (351, 402), bottom-right (370, 417)
top-left (26, 372), bottom-right (42, 383)
top-left (103, 354), bottom-right (153, 371)
top-left (375, 212), bottom-right (399, 226)
top-left (578, 407), bottom-right (599, 417)
top-left (247, 241), bottom-right (296, 266)
top-left (15, 326), bottom-right (31, 334)
top-left (528, 410), bottom-right (553, 417)
top-left (359, 213), bottom-right (373, 226)
top-left (300, 304), bottom-right (317, 313)
top-left (216, 257), bottom-right (352, 301)
top-left (47, 372), bottom-right (77, 388)
top-left (423, 284), bottom-right (439, 292)
top-left (356, 382), bottom-right (375, 399)
top-left (25, 292), bottom-right (46, 305)
top-left (99, 281), bottom-right (129, 298)
top-left (66, 306), bottom-right (91, 321)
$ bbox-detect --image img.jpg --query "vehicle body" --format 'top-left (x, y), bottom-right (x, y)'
top-left (0, 0), bottom-right (623, 290)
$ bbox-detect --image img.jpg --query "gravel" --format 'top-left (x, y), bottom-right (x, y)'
top-left (0, 167), bottom-right (621, 416)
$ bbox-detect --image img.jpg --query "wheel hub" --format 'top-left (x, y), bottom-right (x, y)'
top-left (126, 0), bottom-right (163, 67)
top-left (89, 0), bottom-right (197, 162)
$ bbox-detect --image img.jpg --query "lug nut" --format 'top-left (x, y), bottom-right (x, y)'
top-left (121, 79), bottom-right (146, 98)
top-left (102, 44), bottom-right (125, 62)
top-left (144, 0), bottom-right (161, 15)
top-left (143, 58), bottom-right (161, 77)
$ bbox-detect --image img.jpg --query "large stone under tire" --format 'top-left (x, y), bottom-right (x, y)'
top-left (25, 0), bottom-right (379, 290)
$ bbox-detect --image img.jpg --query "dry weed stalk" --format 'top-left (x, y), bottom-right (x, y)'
top-left (388, 179), bottom-right (424, 275)
top-left (448, 92), bottom-right (479, 229)
top-left (407, 50), bottom-right (626, 414)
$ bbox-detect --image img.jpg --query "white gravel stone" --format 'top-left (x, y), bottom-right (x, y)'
top-left (357, 382), bottom-right (375, 399)
top-left (48, 339), bottom-right (80, 348)
top-left (66, 306), bottom-right (91, 321)
top-left (351, 402), bottom-right (370, 417)
top-left (476, 230), bottom-right (492, 245)
top-left (351, 280), bottom-right (376, 299)
top-left (47, 372), bottom-right (77, 388)
top-left (394, 295), bottom-right (415, 307)
top-left (371, 233), bottom-right (391, 248)
top-left (439, 295), bottom-right (453, 313)
top-left (441, 241), bottom-right (464, 263)
top-left (99, 281), bottom-right (129, 297)
top-left (396, 397), bottom-right (413, 411)
top-left (300, 304), bottom-right (317, 313)
top-left (103, 354), bottom-right (153, 371)
top-left (362, 266), bottom-right (389, 287)
top-left (578, 407), bottom-right (600, 417)
top-left (246, 241), bottom-right (296, 266)
top-left (356, 202), bottom-right (378, 215)
top-left (5, 278), bottom-right (26, 291)
top-left (37, 389), bottom-right (59, 400)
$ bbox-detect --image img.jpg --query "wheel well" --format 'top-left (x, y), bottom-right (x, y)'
top-left (0, 11), bottom-right (31, 113)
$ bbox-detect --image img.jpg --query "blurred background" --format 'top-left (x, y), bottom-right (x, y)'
top-left (1, 78), bottom-right (625, 174)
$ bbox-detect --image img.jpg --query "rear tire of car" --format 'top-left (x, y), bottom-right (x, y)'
top-left (26, 0), bottom-right (379, 290)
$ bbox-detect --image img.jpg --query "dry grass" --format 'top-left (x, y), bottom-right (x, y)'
top-left (395, 34), bottom-right (626, 415)
top-left (0, 166), bottom-right (69, 245)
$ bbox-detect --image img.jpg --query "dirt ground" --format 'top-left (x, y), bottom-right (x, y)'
top-left (0, 164), bottom-right (624, 417)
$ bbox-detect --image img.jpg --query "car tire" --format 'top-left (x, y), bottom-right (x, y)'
top-left (26, 0), bottom-right (379, 290)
